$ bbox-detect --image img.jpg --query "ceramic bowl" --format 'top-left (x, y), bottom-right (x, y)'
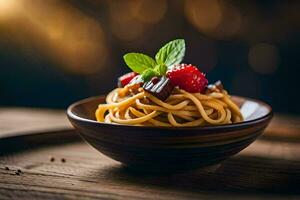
top-left (67, 95), bottom-right (272, 172)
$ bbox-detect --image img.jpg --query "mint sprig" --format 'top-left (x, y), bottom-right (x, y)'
top-left (123, 53), bottom-right (156, 74)
top-left (123, 39), bottom-right (185, 82)
top-left (141, 68), bottom-right (158, 82)
top-left (155, 39), bottom-right (185, 67)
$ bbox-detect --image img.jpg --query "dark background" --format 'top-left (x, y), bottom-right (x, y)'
top-left (0, 0), bottom-right (299, 114)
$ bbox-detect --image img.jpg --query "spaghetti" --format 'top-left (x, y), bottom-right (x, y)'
top-left (95, 39), bottom-right (243, 127)
top-left (95, 88), bottom-right (243, 127)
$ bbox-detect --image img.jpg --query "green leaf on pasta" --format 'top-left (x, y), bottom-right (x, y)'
top-left (155, 39), bottom-right (185, 67)
top-left (123, 53), bottom-right (156, 74)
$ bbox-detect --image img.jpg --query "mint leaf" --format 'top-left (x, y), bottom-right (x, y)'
top-left (123, 53), bottom-right (156, 74)
top-left (154, 64), bottom-right (167, 75)
top-left (155, 39), bottom-right (185, 67)
top-left (141, 68), bottom-right (158, 82)
top-left (123, 39), bottom-right (186, 82)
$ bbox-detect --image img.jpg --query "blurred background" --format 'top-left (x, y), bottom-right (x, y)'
top-left (0, 0), bottom-right (299, 114)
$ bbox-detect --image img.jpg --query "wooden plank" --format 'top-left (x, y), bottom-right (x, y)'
top-left (0, 111), bottom-right (299, 199)
top-left (0, 107), bottom-right (72, 139)
top-left (263, 114), bottom-right (300, 142)
top-left (0, 138), bottom-right (299, 199)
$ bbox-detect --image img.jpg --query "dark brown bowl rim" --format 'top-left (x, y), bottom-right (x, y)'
top-left (67, 95), bottom-right (273, 131)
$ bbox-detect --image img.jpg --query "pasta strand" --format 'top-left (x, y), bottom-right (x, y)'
top-left (95, 88), bottom-right (243, 127)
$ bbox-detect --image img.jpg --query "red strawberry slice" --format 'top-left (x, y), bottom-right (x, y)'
top-left (166, 64), bottom-right (208, 93)
top-left (118, 72), bottom-right (138, 87)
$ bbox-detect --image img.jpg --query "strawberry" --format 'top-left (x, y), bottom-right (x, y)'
top-left (118, 72), bottom-right (138, 87)
top-left (166, 64), bottom-right (208, 93)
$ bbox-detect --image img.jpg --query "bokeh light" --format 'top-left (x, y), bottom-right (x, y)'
top-left (108, 0), bottom-right (167, 41)
top-left (185, 0), bottom-right (222, 35)
top-left (0, 0), bottom-right (109, 74)
top-left (111, 18), bottom-right (145, 42)
top-left (132, 0), bottom-right (167, 24)
top-left (0, 0), bottom-right (20, 19)
top-left (0, 0), bottom-right (299, 114)
top-left (217, 3), bottom-right (242, 38)
top-left (248, 43), bottom-right (279, 74)
top-left (185, 0), bottom-right (242, 39)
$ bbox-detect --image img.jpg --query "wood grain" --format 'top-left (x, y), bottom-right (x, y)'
top-left (0, 136), bottom-right (300, 199)
top-left (0, 108), bottom-right (299, 199)
top-left (263, 114), bottom-right (300, 142)
top-left (0, 107), bottom-right (72, 139)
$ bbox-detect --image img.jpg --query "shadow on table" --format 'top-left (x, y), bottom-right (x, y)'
top-left (94, 155), bottom-right (300, 196)
top-left (0, 130), bottom-right (80, 155)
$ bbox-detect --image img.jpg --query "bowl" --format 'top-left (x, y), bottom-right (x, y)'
top-left (67, 95), bottom-right (272, 172)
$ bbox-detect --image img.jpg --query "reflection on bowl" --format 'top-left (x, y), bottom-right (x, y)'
top-left (67, 95), bottom-right (272, 172)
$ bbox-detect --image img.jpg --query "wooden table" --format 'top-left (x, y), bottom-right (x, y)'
top-left (0, 108), bottom-right (300, 199)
